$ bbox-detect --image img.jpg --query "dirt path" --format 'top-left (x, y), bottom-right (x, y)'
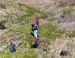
top-left (35, 49), bottom-right (43, 58)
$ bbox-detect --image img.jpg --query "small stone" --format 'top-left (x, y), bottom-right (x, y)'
top-left (0, 47), bottom-right (4, 52)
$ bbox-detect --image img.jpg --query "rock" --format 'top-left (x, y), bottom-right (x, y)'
top-left (43, 49), bottom-right (48, 52)
top-left (0, 47), bottom-right (4, 52)
top-left (0, 20), bottom-right (6, 30)
top-left (22, 48), bottom-right (29, 52)
top-left (0, 23), bottom-right (6, 30)
top-left (60, 50), bottom-right (69, 56)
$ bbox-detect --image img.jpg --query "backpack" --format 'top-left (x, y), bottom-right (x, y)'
top-left (13, 44), bottom-right (16, 50)
top-left (33, 25), bottom-right (38, 30)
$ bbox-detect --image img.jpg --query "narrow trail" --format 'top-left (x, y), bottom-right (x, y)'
top-left (35, 49), bottom-right (43, 58)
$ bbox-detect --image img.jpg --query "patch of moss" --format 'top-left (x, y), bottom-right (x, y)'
top-left (66, 31), bottom-right (75, 37)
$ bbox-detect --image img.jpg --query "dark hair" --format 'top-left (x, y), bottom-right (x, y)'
top-left (31, 24), bottom-right (34, 31)
top-left (31, 24), bottom-right (34, 28)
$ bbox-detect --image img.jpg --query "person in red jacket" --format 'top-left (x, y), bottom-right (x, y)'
top-left (34, 16), bottom-right (39, 26)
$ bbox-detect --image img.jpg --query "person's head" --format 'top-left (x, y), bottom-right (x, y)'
top-left (35, 16), bottom-right (38, 20)
top-left (11, 42), bottom-right (13, 45)
top-left (13, 42), bottom-right (16, 44)
top-left (35, 16), bottom-right (38, 18)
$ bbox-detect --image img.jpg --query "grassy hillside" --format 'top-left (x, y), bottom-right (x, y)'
top-left (0, 3), bottom-right (57, 58)
top-left (0, 49), bottom-right (38, 58)
top-left (0, 0), bottom-right (75, 58)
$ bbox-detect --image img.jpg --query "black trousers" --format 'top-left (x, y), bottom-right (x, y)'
top-left (31, 44), bottom-right (39, 48)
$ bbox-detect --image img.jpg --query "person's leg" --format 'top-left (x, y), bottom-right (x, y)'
top-left (31, 44), bottom-right (35, 48)
top-left (10, 49), bottom-right (13, 52)
top-left (13, 49), bottom-right (16, 52)
top-left (34, 44), bottom-right (39, 48)
top-left (31, 45), bottom-right (33, 48)
top-left (31, 44), bottom-right (38, 48)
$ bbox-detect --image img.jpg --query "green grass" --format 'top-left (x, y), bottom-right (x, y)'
top-left (0, 49), bottom-right (38, 58)
top-left (2, 3), bottom-right (59, 58)
top-left (4, 10), bottom-right (18, 29)
top-left (4, 2), bottom-right (55, 46)
top-left (39, 23), bottom-right (56, 39)
top-left (63, 6), bottom-right (75, 15)
top-left (39, 23), bottom-right (64, 42)
top-left (17, 3), bottom-right (54, 23)
top-left (4, 22), bottom-right (33, 45)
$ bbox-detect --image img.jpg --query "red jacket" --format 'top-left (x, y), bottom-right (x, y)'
top-left (34, 16), bottom-right (39, 25)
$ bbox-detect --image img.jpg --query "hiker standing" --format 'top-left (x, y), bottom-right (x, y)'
top-left (9, 42), bottom-right (16, 52)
